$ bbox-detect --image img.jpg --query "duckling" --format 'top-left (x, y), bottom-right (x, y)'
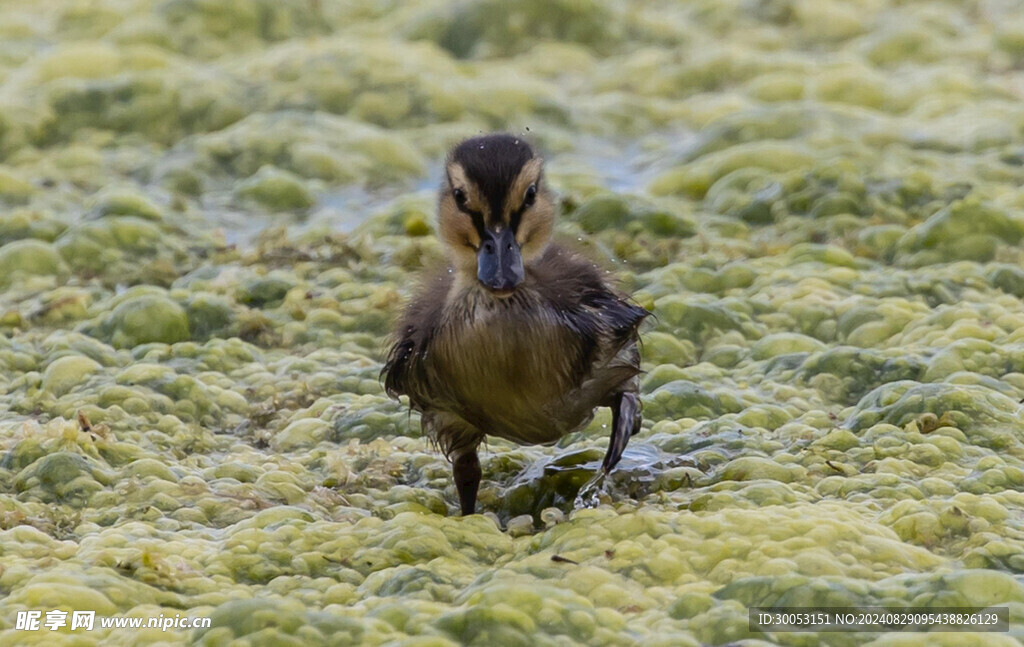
top-left (382, 134), bottom-right (648, 515)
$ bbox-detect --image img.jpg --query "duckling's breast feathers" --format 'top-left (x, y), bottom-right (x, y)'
top-left (382, 245), bottom-right (648, 452)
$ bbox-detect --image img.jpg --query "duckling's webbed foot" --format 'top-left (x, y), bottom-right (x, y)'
top-left (452, 449), bottom-right (481, 515)
top-left (602, 392), bottom-right (641, 473)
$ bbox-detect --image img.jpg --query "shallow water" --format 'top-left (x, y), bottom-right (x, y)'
top-left (3, 0), bottom-right (1024, 645)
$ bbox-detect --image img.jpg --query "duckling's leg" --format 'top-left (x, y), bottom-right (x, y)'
top-left (452, 448), bottom-right (481, 515)
top-left (602, 391), bottom-right (641, 473)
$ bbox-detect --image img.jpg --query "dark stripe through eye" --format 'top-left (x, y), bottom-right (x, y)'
top-left (451, 188), bottom-right (486, 235)
top-left (510, 183), bottom-right (537, 233)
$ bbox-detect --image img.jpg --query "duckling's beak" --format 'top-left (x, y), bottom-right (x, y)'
top-left (477, 227), bottom-right (524, 296)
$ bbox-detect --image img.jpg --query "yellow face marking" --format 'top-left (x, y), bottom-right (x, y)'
top-left (445, 162), bottom-right (486, 218)
top-left (504, 158), bottom-right (544, 223)
top-left (439, 162), bottom-right (482, 273)
top-left (500, 158), bottom-right (552, 261)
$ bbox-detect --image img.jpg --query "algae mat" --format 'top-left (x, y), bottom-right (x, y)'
top-left (2, 0), bottom-right (1024, 645)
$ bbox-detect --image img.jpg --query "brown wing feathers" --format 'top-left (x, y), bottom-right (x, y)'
top-left (381, 272), bottom-right (451, 410)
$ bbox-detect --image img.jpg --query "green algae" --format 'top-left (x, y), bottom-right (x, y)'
top-left (90, 188), bottom-right (165, 222)
top-left (97, 294), bottom-right (191, 349)
top-left (236, 165), bottom-right (315, 211)
top-left (41, 355), bottom-right (102, 397)
top-left (0, 239), bottom-right (69, 286)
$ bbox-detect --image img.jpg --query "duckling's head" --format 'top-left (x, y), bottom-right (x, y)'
top-left (439, 134), bottom-right (554, 297)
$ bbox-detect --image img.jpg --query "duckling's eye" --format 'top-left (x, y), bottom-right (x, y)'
top-left (524, 184), bottom-right (537, 207)
top-left (452, 188), bottom-right (467, 206)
